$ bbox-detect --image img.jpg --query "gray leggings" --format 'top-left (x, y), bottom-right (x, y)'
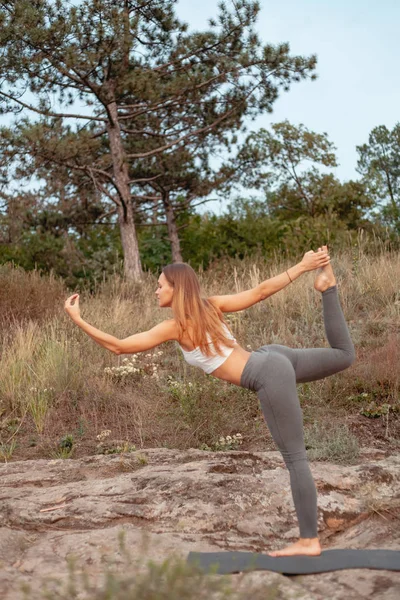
top-left (240, 286), bottom-right (355, 538)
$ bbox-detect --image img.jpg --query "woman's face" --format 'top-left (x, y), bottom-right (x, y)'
top-left (155, 272), bottom-right (174, 308)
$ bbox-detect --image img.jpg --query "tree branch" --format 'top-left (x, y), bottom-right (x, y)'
top-left (131, 194), bottom-right (162, 201)
top-left (87, 168), bottom-right (119, 207)
top-left (0, 90), bottom-right (108, 122)
top-left (128, 174), bottom-right (163, 184)
top-left (126, 99), bottom-right (245, 159)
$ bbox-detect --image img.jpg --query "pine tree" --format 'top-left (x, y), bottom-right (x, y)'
top-left (357, 124), bottom-right (400, 229)
top-left (0, 0), bottom-right (317, 279)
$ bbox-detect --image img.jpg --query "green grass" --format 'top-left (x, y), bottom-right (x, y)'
top-left (0, 439), bottom-right (17, 462)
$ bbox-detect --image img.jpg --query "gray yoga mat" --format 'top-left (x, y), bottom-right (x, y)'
top-left (187, 549), bottom-right (400, 575)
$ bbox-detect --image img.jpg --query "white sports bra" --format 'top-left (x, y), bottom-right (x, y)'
top-left (178, 324), bottom-right (237, 374)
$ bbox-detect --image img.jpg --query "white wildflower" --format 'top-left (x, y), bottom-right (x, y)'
top-left (96, 429), bottom-right (111, 441)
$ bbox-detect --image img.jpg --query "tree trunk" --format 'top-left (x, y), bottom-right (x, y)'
top-left (384, 168), bottom-right (399, 218)
top-left (107, 100), bottom-right (142, 281)
top-left (117, 202), bottom-right (143, 280)
top-left (163, 190), bottom-right (183, 262)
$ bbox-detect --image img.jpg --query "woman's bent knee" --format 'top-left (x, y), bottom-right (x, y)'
top-left (343, 346), bottom-right (356, 369)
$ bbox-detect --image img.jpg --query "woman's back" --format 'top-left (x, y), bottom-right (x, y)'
top-left (177, 321), bottom-right (237, 375)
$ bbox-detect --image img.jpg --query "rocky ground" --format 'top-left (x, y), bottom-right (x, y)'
top-left (0, 447), bottom-right (399, 599)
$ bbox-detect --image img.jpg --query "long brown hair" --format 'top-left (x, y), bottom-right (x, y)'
top-left (162, 263), bottom-right (235, 356)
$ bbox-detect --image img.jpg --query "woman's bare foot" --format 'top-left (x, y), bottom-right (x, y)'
top-left (268, 537), bottom-right (322, 557)
top-left (314, 245), bottom-right (336, 292)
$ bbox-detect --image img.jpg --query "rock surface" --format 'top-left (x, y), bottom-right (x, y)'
top-left (0, 448), bottom-right (399, 599)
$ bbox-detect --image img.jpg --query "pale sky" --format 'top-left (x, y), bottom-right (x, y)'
top-left (177, 0), bottom-right (400, 184)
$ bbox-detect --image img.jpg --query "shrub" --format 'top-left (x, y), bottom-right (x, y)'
top-left (305, 422), bottom-right (360, 464)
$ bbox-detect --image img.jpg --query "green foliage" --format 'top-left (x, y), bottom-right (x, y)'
top-left (267, 174), bottom-right (373, 228)
top-left (237, 121), bottom-right (337, 191)
top-left (305, 422), bottom-right (360, 464)
top-left (29, 387), bottom-right (56, 435)
top-left (236, 121), bottom-right (375, 238)
top-left (0, 223), bottom-right (123, 288)
top-left (1, 191), bottom-right (399, 286)
top-left (0, 230), bottom-right (65, 272)
top-left (52, 434), bottom-right (74, 459)
top-left (2, 196), bottom-right (286, 279)
top-left (357, 123), bottom-right (400, 229)
top-left (180, 199), bottom-right (286, 269)
top-left (360, 402), bottom-right (397, 418)
top-left (166, 378), bottom-right (202, 424)
top-left (137, 226), bottom-right (172, 272)
top-left (0, 440), bottom-right (17, 462)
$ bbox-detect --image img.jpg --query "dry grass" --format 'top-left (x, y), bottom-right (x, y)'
top-left (359, 481), bottom-right (400, 520)
top-left (1, 247), bottom-right (399, 462)
top-left (0, 263), bottom-right (66, 327)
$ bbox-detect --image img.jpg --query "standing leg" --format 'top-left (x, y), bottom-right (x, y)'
top-left (245, 350), bottom-right (321, 556)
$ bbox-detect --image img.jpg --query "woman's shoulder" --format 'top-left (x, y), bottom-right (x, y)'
top-left (149, 318), bottom-right (180, 342)
top-left (161, 318), bottom-right (179, 332)
top-left (205, 296), bottom-right (224, 315)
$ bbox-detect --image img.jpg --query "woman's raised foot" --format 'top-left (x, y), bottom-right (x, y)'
top-left (314, 246), bottom-right (336, 292)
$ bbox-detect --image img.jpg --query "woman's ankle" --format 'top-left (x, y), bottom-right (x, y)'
top-left (321, 284), bottom-right (337, 295)
top-left (299, 537), bottom-right (320, 545)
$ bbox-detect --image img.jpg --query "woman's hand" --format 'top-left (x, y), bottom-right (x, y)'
top-left (64, 294), bottom-right (81, 322)
top-left (300, 248), bottom-right (330, 272)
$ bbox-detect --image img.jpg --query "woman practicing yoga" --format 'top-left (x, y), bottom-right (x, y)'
top-left (64, 245), bottom-right (355, 557)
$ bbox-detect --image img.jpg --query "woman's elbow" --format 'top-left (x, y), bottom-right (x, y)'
top-left (258, 286), bottom-right (271, 302)
top-left (113, 341), bottom-right (137, 355)
top-left (112, 342), bottom-right (122, 355)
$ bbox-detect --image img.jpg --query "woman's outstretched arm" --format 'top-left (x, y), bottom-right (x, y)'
top-left (64, 294), bottom-right (178, 354)
top-left (209, 249), bottom-right (330, 313)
